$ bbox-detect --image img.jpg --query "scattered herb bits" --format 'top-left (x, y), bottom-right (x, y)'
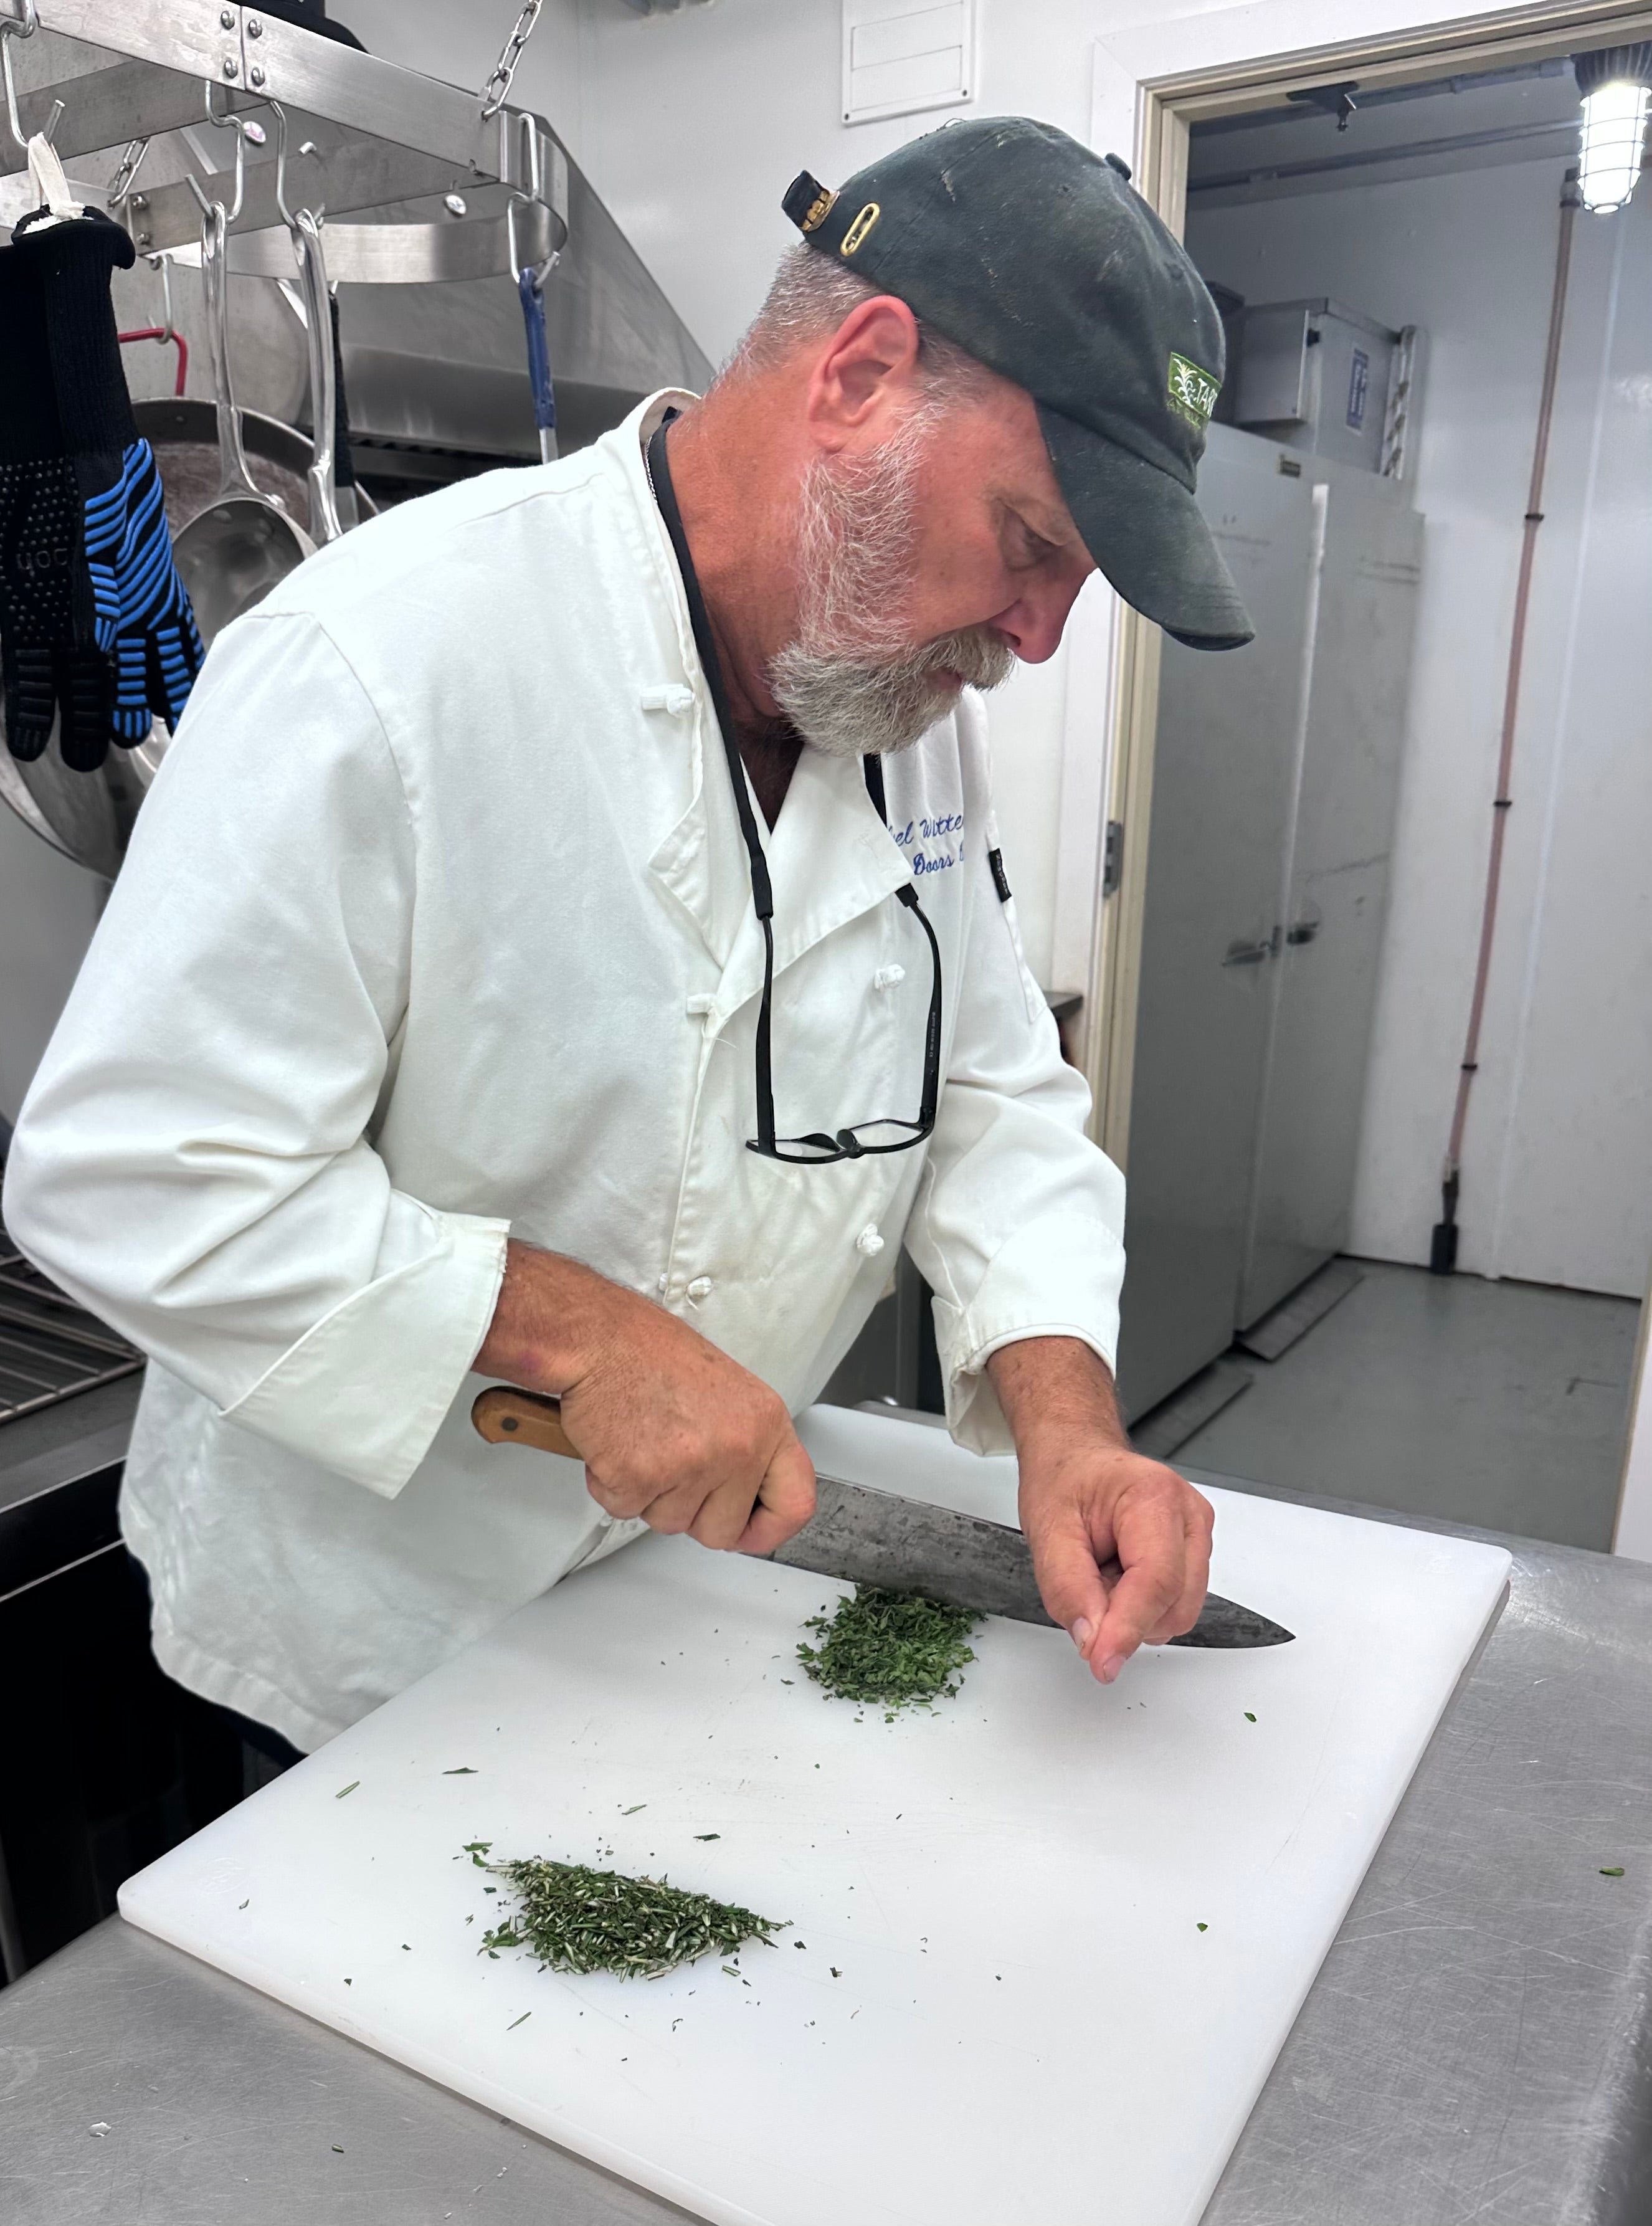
top-left (1600, 1866), bottom-right (1626, 1877)
top-left (472, 1854), bottom-right (787, 1979)
top-left (1243, 1712), bottom-right (1256, 1724)
top-left (797, 1586), bottom-right (981, 1711)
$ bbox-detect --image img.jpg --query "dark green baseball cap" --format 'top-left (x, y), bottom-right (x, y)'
top-left (782, 117), bottom-right (1253, 651)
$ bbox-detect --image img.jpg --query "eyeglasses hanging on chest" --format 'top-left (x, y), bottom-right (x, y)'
top-left (647, 420), bottom-right (942, 1166)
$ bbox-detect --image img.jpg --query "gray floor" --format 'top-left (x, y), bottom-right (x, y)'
top-left (1172, 1258), bottom-right (1641, 1551)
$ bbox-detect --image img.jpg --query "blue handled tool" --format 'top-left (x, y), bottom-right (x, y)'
top-left (518, 265), bottom-right (558, 464)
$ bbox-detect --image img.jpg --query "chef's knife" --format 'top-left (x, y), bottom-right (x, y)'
top-left (472, 1386), bottom-right (1293, 1650)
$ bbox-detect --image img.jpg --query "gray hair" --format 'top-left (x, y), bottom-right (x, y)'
top-left (719, 242), bottom-right (996, 407)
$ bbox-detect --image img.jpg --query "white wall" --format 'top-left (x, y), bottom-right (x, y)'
top-left (1187, 160), bottom-right (1652, 1295)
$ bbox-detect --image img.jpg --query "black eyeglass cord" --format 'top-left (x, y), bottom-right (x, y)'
top-left (646, 416), bottom-right (942, 1164)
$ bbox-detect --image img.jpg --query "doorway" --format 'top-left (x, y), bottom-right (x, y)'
top-left (1106, 19), bottom-right (1652, 1551)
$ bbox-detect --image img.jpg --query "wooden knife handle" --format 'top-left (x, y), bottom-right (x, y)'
top-left (471, 1386), bottom-right (581, 1460)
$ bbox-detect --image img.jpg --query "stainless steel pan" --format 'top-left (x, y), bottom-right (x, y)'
top-left (0, 402), bottom-right (374, 880)
top-left (170, 201), bottom-right (315, 650)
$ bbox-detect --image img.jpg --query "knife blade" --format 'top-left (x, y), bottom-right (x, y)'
top-left (471, 1386), bottom-right (1293, 1650)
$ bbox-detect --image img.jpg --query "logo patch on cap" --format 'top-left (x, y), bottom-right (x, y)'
top-left (1167, 351), bottom-right (1220, 429)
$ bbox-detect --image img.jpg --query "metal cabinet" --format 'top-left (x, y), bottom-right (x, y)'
top-left (1239, 464), bottom-right (1423, 1327)
top-left (1114, 437), bottom-right (1319, 1419)
top-left (1115, 427), bottom-right (1422, 1420)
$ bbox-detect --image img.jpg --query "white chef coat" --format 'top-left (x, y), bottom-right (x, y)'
top-left (3, 392), bottom-right (1126, 1753)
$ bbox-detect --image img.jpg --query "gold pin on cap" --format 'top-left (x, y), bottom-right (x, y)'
top-left (840, 201), bottom-right (881, 256)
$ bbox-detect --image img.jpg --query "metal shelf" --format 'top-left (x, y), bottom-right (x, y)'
top-left (0, 1220), bottom-right (143, 1426)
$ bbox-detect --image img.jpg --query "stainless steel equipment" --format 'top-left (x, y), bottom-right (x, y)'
top-left (0, 0), bottom-right (714, 877)
top-left (1239, 456), bottom-right (1422, 1326)
top-left (0, 1203), bottom-right (141, 1425)
top-left (0, 399), bottom-right (374, 880)
top-left (1233, 297), bottom-right (1418, 478)
top-left (1116, 422), bottom-right (1423, 1418)
top-left (1116, 431), bottom-right (1320, 1419)
top-left (323, 153), bottom-right (712, 481)
top-left (171, 198), bottom-right (315, 647)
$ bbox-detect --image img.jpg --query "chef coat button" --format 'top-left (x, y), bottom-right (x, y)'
top-left (873, 964), bottom-right (906, 991)
top-left (657, 1275), bottom-right (669, 1295)
top-left (686, 1275), bottom-right (714, 1300)
top-left (855, 1224), bottom-right (885, 1257)
top-left (685, 992), bottom-right (716, 1017)
top-left (640, 684), bottom-right (695, 715)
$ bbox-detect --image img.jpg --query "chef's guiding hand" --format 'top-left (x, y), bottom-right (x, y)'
top-left (987, 1336), bottom-right (1213, 1683)
top-left (475, 1240), bottom-right (817, 1555)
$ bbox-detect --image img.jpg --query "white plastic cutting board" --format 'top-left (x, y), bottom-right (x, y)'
top-left (120, 1409), bottom-right (1509, 2226)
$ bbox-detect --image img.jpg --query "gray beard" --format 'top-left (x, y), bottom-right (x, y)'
top-left (769, 421), bottom-right (1017, 759)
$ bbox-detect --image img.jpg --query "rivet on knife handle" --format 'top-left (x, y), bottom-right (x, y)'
top-left (472, 1386), bottom-right (581, 1460)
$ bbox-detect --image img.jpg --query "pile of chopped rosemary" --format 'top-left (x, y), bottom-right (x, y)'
top-left (797, 1585), bottom-right (982, 1712)
top-left (473, 1850), bottom-right (786, 1979)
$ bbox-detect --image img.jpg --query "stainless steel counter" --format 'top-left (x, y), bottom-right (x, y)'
top-left (2, 1473), bottom-right (1648, 2226)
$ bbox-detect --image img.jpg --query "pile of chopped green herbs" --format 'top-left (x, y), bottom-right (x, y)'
top-left (473, 1852), bottom-right (786, 1979)
top-left (797, 1586), bottom-right (982, 1711)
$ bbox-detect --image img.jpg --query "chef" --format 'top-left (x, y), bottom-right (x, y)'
top-left (3, 119), bottom-right (1252, 1762)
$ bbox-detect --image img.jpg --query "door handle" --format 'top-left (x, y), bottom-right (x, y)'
top-left (1286, 919), bottom-right (1321, 946)
top-left (1223, 936), bottom-right (1275, 967)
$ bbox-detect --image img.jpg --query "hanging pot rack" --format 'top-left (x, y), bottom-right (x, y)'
top-left (0, 0), bottom-right (572, 877)
top-left (0, 0), bottom-right (569, 282)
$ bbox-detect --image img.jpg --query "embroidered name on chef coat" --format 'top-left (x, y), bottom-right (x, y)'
top-left (891, 811), bottom-right (966, 878)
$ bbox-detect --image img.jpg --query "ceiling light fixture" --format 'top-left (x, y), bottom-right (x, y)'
top-left (1573, 44), bottom-right (1652, 212)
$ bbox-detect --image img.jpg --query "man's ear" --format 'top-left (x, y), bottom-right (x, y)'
top-left (805, 296), bottom-right (923, 450)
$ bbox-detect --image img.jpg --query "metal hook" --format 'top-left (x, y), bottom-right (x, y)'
top-left (270, 99), bottom-right (293, 227)
top-left (199, 79), bottom-right (247, 223)
top-left (146, 250), bottom-right (173, 346)
top-left (505, 191), bottom-right (559, 293)
top-left (202, 75), bottom-right (237, 128)
top-left (267, 101), bottom-right (324, 230)
top-left (1, 0), bottom-right (63, 155)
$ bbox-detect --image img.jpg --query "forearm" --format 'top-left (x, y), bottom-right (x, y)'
top-left (987, 1336), bottom-right (1131, 1466)
top-left (988, 1334), bottom-right (1211, 1677)
top-left (473, 1239), bottom-right (638, 1392)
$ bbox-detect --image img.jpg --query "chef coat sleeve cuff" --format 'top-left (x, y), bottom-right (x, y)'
top-left (219, 1209), bottom-right (510, 1498)
top-left (929, 1217), bottom-right (1124, 1458)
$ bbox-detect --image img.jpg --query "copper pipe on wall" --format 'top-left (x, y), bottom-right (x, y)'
top-left (1431, 181), bottom-right (1578, 1275)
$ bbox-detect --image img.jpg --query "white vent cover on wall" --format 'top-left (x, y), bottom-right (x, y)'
top-left (842, 0), bottom-right (976, 126)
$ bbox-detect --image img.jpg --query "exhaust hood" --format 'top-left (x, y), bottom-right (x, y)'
top-left (328, 155), bottom-right (716, 482)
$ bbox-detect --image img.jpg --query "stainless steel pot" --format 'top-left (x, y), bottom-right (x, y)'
top-left (0, 401), bottom-right (376, 880)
